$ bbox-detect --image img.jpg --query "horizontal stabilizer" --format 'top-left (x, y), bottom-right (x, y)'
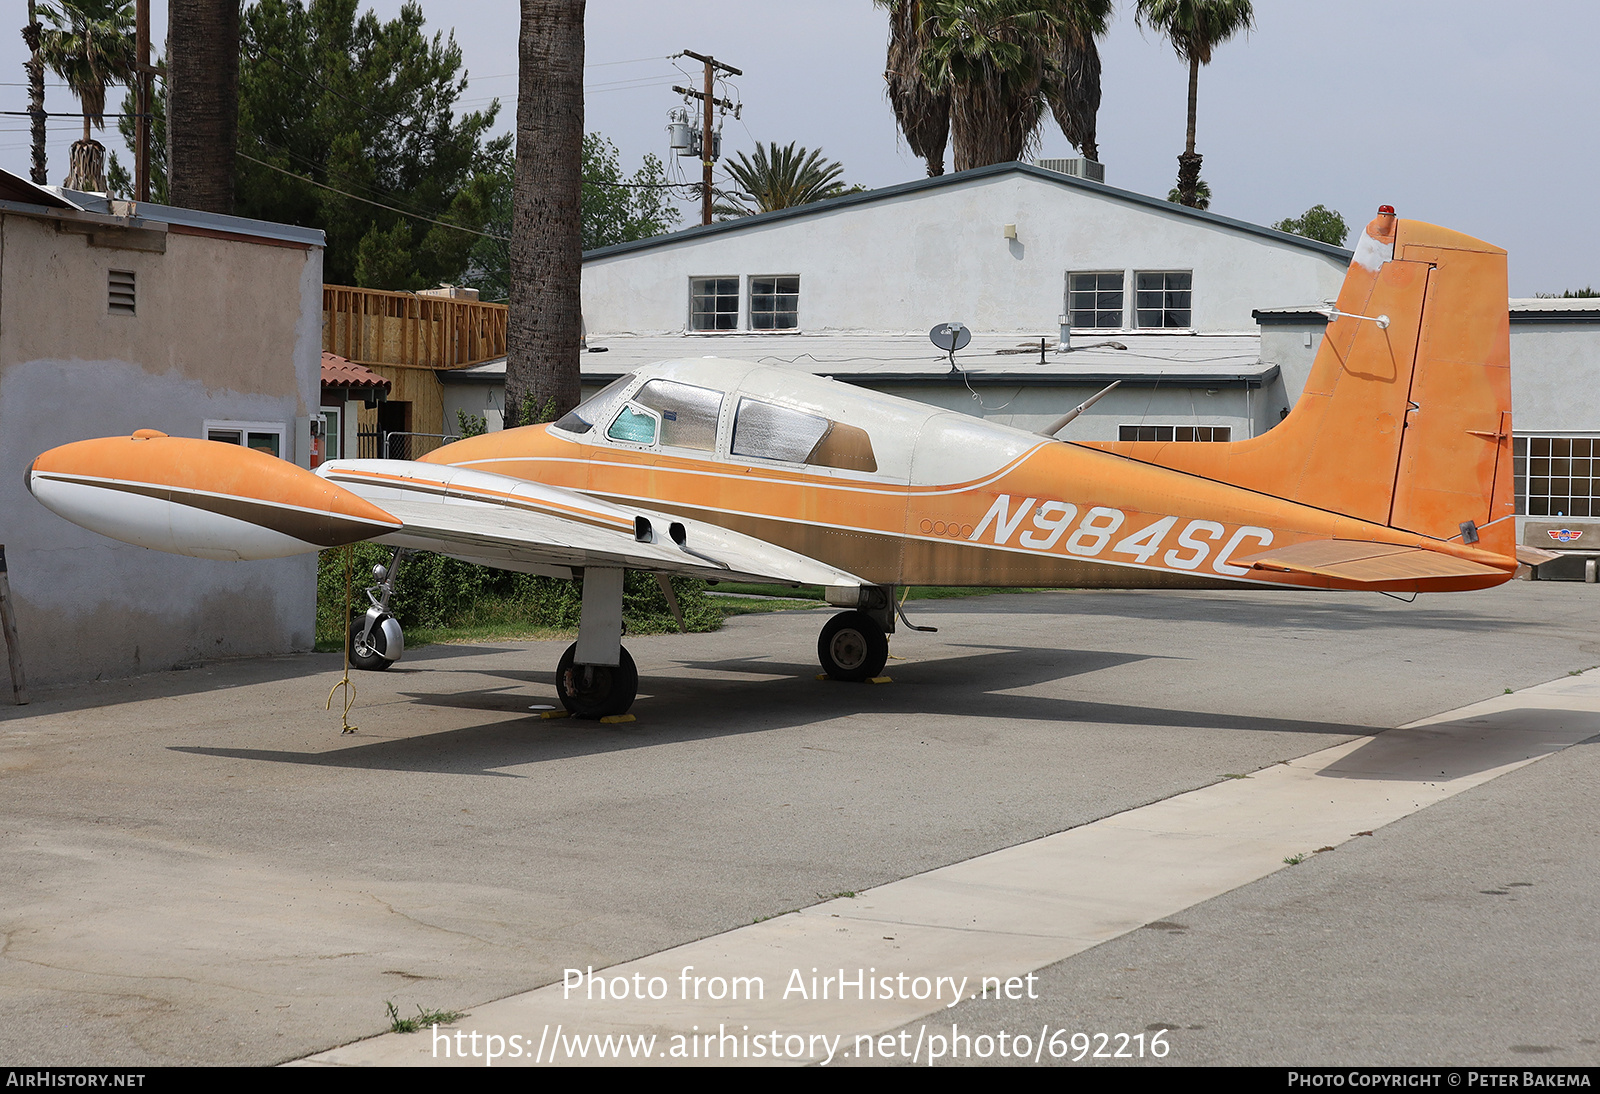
top-left (1233, 538), bottom-right (1510, 586)
top-left (1515, 544), bottom-right (1562, 567)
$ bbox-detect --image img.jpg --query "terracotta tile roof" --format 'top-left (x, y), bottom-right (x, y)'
top-left (321, 352), bottom-right (391, 390)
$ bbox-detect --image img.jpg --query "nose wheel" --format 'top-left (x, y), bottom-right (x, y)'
top-left (556, 642), bottom-right (638, 718)
top-left (818, 611), bottom-right (889, 682)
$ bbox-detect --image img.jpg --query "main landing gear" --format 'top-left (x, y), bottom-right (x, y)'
top-left (817, 610), bottom-right (888, 682)
top-left (557, 567), bottom-right (638, 718)
top-left (816, 585), bottom-right (916, 682)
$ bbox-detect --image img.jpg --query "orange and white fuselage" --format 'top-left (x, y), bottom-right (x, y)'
top-left (27, 209), bottom-right (1521, 599)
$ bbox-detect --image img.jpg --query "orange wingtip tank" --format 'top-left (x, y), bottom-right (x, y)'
top-left (28, 430), bottom-right (402, 560)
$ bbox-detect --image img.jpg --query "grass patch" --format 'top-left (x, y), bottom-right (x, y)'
top-left (386, 1000), bottom-right (464, 1033)
top-left (1282, 853), bottom-right (1307, 866)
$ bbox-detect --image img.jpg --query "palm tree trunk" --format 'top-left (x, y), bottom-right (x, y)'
top-left (166, 0), bottom-right (239, 214)
top-left (22, 1), bottom-right (46, 184)
top-left (1176, 53), bottom-right (1203, 207)
top-left (506, 0), bottom-right (585, 425)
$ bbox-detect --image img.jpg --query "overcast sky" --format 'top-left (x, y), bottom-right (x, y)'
top-left (3, 1), bottom-right (1594, 296)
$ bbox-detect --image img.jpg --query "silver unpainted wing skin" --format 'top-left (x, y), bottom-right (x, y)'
top-left (316, 459), bottom-right (868, 592)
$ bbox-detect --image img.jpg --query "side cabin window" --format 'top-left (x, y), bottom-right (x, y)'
top-left (633, 379), bottom-right (722, 451)
top-left (607, 405), bottom-right (658, 445)
top-left (731, 398), bottom-right (877, 472)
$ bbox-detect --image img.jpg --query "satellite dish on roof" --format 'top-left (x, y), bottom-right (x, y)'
top-left (929, 322), bottom-right (971, 353)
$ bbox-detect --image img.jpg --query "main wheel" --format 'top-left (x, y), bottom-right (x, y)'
top-left (556, 643), bottom-right (638, 719)
top-left (817, 611), bottom-right (888, 682)
top-left (349, 614), bottom-right (395, 671)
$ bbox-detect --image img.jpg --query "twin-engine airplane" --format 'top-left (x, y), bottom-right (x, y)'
top-left (28, 208), bottom-right (1533, 718)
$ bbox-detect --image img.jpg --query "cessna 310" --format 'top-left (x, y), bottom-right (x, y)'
top-left (27, 207), bottom-right (1536, 718)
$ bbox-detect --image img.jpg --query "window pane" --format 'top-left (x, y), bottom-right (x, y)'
top-left (732, 398), bottom-right (829, 462)
top-left (690, 277), bottom-right (740, 331)
top-left (635, 378), bottom-right (723, 451)
top-left (750, 276), bottom-right (799, 330)
top-left (1134, 270), bottom-right (1193, 328)
top-left (1069, 272), bottom-right (1123, 329)
top-left (553, 374), bottom-right (635, 435)
top-left (607, 405), bottom-right (659, 445)
top-left (247, 432), bottom-right (280, 457)
top-left (208, 429), bottom-right (242, 445)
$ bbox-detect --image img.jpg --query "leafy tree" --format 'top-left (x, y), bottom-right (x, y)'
top-left (876, 0), bottom-right (1112, 175)
top-left (714, 142), bottom-right (856, 218)
top-left (462, 133), bottom-right (678, 302)
top-left (232, 0), bottom-right (505, 289)
top-left (1136, 0), bottom-right (1255, 208)
top-left (1534, 287), bottom-right (1600, 299)
top-left (37, 0), bottom-right (137, 192)
top-left (580, 134), bottom-right (678, 250)
top-left (1274, 204), bottom-right (1348, 247)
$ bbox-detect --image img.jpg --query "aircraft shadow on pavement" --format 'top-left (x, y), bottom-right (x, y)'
top-left (171, 643), bottom-right (1377, 778)
top-left (1315, 706), bottom-right (1600, 782)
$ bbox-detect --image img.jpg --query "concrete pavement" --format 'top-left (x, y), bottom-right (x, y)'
top-left (2, 582), bottom-right (1598, 1065)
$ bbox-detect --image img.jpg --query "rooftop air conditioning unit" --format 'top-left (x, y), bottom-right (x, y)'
top-left (1033, 157), bottom-right (1105, 183)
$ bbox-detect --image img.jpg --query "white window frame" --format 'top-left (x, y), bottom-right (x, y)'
top-left (688, 275), bottom-right (741, 332)
top-left (204, 419), bottom-right (289, 460)
top-left (748, 274), bottom-right (801, 332)
top-left (1067, 270), bottom-right (1127, 331)
top-left (1514, 433), bottom-right (1600, 518)
top-left (1133, 269), bottom-right (1194, 330)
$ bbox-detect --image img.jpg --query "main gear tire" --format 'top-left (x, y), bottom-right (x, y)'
top-left (817, 611), bottom-right (889, 682)
top-left (556, 643), bottom-right (639, 718)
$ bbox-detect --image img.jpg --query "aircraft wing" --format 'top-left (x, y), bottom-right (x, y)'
top-left (1233, 538), bottom-right (1509, 586)
top-left (316, 459), bottom-right (868, 592)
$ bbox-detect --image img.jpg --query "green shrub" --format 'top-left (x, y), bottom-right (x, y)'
top-left (316, 546), bottom-right (722, 645)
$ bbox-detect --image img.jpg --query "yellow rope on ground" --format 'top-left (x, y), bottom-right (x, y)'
top-left (326, 544), bottom-right (358, 733)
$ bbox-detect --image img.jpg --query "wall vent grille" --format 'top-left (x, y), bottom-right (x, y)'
top-left (108, 269), bottom-right (136, 315)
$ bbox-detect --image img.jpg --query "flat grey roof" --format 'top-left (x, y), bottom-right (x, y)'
top-left (442, 331), bottom-right (1275, 389)
top-left (0, 167), bottom-right (325, 248)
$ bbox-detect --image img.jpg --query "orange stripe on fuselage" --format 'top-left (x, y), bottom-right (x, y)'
top-left (431, 422), bottom-right (1515, 593)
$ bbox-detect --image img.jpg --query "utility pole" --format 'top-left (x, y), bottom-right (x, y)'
top-left (676, 49), bottom-right (740, 226)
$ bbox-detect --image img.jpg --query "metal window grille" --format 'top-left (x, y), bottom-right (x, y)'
top-left (749, 276), bottom-right (799, 330)
top-left (1135, 271), bottom-right (1192, 328)
top-left (1516, 436), bottom-right (1600, 517)
top-left (1068, 272), bottom-right (1124, 329)
top-left (690, 277), bottom-right (740, 331)
top-left (108, 269), bottom-right (136, 315)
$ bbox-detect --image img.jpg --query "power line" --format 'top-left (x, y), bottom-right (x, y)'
top-left (236, 150), bottom-right (508, 240)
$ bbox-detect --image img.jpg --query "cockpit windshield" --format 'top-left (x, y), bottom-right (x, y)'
top-left (550, 374), bottom-right (636, 435)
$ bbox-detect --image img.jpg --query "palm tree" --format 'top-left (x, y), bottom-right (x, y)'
top-left (22, 1), bottom-right (48, 184)
top-left (505, 0), bottom-right (585, 426)
top-left (879, 0), bottom-right (950, 176)
top-left (1136, 0), bottom-right (1254, 208)
top-left (167, 0), bottom-right (240, 213)
top-left (875, 0), bottom-right (1111, 175)
top-left (37, 0), bottom-right (136, 193)
top-left (713, 143), bottom-right (853, 218)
